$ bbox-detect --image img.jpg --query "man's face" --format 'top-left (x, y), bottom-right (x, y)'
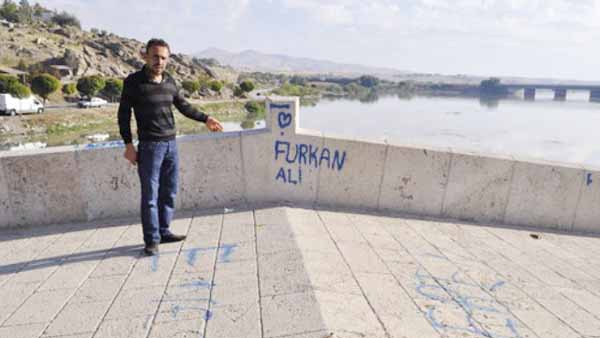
top-left (143, 45), bottom-right (170, 76)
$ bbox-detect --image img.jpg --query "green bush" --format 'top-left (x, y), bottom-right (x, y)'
top-left (239, 80), bottom-right (255, 93)
top-left (197, 74), bottom-right (211, 90)
top-left (0, 74), bottom-right (31, 98)
top-left (31, 73), bottom-right (60, 104)
top-left (62, 83), bottom-right (77, 96)
top-left (233, 86), bottom-right (245, 97)
top-left (77, 75), bottom-right (105, 98)
top-left (182, 80), bottom-right (200, 94)
top-left (358, 75), bottom-right (380, 88)
top-left (0, 0), bottom-right (19, 22)
top-left (289, 76), bottom-right (307, 86)
top-left (244, 101), bottom-right (261, 114)
top-left (272, 83), bottom-right (319, 97)
top-left (12, 82), bottom-right (31, 98)
top-left (102, 78), bottom-right (123, 102)
top-left (209, 80), bottom-right (223, 92)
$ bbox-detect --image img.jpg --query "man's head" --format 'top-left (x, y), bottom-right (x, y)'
top-left (142, 38), bottom-right (171, 77)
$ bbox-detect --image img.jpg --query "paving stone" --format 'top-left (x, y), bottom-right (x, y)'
top-left (147, 318), bottom-right (205, 338)
top-left (70, 275), bottom-right (127, 303)
top-left (5, 288), bottom-right (75, 326)
top-left (0, 323), bottom-right (46, 338)
top-left (262, 291), bottom-right (326, 338)
top-left (104, 286), bottom-right (164, 320)
top-left (2, 206), bottom-right (600, 338)
top-left (93, 316), bottom-right (151, 338)
top-left (205, 302), bottom-right (261, 338)
top-left (259, 250), bottom-right (312, 296)
top-left (43, 300), bottom-right (110, 336)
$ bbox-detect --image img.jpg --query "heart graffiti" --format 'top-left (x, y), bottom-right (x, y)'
top-left (278, 112), bottom-right (292, 129)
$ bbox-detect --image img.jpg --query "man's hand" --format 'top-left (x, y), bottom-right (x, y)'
top-left (206, 116), bottom-right (223, 132)
top-left (124, 143), bottom-right (137, 165)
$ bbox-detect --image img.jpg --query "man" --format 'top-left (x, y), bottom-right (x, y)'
top-left (118, 38), bottom-right (223, 256)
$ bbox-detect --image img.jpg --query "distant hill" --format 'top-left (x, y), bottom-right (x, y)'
top-left (195, 48), bottom-right (406, 76)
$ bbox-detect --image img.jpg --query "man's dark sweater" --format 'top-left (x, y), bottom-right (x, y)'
top-left (118, 66), bottom-right (209, 144)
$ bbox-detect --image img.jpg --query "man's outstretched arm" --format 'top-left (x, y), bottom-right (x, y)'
top-left (173, 85), bottom-right (223, 132)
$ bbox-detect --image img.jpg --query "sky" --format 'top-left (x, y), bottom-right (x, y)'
top-left (35, 0), bottom-right (600, 81)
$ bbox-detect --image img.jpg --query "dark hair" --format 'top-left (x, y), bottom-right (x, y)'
top-left (146, 38), bottom-right (170, 53)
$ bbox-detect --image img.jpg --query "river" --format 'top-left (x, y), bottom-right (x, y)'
top-left (3, 91), bottom-right (600, 169)
top-left (296, 91), bottom-right (600, 168)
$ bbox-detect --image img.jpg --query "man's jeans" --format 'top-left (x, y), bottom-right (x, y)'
top-left (137, 139), bottom-right (178, 245)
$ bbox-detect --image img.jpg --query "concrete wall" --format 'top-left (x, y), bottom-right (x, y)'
top-left (0, 97), bottom-right (598, 233)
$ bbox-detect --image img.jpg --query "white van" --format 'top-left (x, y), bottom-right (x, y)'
top-left (0, 94), bottom-right (44, 116)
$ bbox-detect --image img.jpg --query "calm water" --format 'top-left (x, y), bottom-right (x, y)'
top-left (4, 90), bottom-right (600, 169)
top-left (297, 91), bottom-right (600, 168)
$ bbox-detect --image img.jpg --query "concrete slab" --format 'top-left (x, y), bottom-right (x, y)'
top-left (77, 147), bottom-right (139, 221)
top-left (505, 159), bottom-right (584, 230)
top-left (573, 168), bottom-right (600, 233)
top-left (1, 206), bottom-right (600, 338)
top-left (178, 133), bottom-right (245, 210)
top-left (0, 160), bottom-right (15, 228)
top-left (317, 136), bottom-right (387, 210)
top-left (443, 152), bottom-right (514, 224)
top-left (2, 151), bottom-right (86, 227)
top-left (379, 144), bottom-right (451, 217)
top-left (243, 131), bottom-right (324, 205)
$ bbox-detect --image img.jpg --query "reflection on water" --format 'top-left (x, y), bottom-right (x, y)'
top-left (299, 92), bottom-right (600, 168)
top-left (3, 91), bottom-right (599, 169)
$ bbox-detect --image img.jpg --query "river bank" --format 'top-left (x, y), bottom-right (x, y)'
top-left (0, 100), bottom-right (264, 150)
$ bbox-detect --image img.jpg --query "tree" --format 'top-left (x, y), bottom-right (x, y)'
top-left (31, 73), bottom-right (60, 104)
top-left (102, 78), bottom-right (123, 102)
top-left (239, 80), bottom-right (255, 93)
top-left (197, 74), bottom-right (211, 90)
top-left (480, 77), bottom-right (507, 97)
top-left (0, 74), bottom-right (31, 98)
top-left (233, 86), bottom-right (245, 97)
top-left (0, 0), bottom-right (19, 22)
top-left (51, 10), bottom-right (81, 29)
top-left (289, 75), bottom-right (307, 86)
top-left (209, 80), bottom-right (223, 92)
top-left (358, 75), bottom-right (380, 88)
top-left (16, 59), bottom-right (28, 71)
top-left (77, 75), bottom-right (105, 98)
top-left (182, 80), bottom-right (200, 95)
top-left (32, 2), bottom-right (43, 18)
top-left (18, 0), bottom-right (32, 23)
top-left (62, 83), bottom-right (76, 96)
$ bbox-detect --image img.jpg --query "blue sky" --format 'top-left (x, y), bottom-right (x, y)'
top-left (37, 0), bottom-right (600, 80)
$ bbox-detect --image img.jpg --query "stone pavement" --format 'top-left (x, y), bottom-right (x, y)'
top-left (1, 206), bottom-right (600, 338)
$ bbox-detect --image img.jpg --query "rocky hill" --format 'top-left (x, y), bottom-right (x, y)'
top-left (0, 21), bottom-right (237, 83)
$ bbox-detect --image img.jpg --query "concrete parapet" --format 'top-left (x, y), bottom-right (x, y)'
top-left (379, 143), bottom-right (451, 216)
top-left (178, 132), bottom-right (245, 210)
top-left (572, 167), bottom-right (600, 232)
top-left (504, 158), bottom-right (584, 231)
top-left (77, 146), bottom-right (139, 221)
top-left (316, 135), bottom-right (386, 210)
top-left (443, 151), bottom-right (514, 224)
top-left (1, 150), bottom-right (86, 227)
top-left (0, 96), bottom-right (597, 233)
top-left (0, 159), bottom-right (14, 226)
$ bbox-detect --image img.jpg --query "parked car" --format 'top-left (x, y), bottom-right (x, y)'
top-left (0, 94), bottom-right (44, 116)
top-left (78, 97), bottom-right (108, 108)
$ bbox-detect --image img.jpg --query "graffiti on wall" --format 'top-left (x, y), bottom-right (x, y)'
top-left (271, 103), bottom-right (347, 185)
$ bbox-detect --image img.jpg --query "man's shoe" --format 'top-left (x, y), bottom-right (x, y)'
top-left (144, 243), bottom-right (159, 256)
top-left (160, 233), bottom-right (187, 243)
